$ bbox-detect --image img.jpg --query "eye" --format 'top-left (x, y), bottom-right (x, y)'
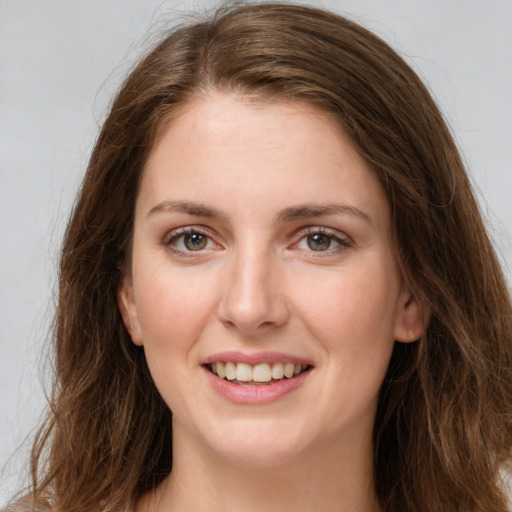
top-left (181, 232), bottom-right (209, 251)
top-left (304, 233), bottom-right (339, 251)
top-left (165, 228), bottom-right (218, 253)
top-left (294, 228), bottom-right (349, 253)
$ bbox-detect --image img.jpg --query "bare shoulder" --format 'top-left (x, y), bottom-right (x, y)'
top-left (2, 496), bottom-right (52, 512)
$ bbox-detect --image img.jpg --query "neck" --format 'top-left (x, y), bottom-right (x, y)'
top-left (139, 421), bottom-right (381, 512)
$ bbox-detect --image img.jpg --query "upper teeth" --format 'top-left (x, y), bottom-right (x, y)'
top-left (210, 362), bottom-right (308, 382)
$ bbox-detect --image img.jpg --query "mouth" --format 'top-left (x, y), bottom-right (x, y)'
top-left (205, 361), bottom-right (312, 386)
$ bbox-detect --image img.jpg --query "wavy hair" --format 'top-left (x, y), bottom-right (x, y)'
top-left (18, 3), bottom-right (512, 511)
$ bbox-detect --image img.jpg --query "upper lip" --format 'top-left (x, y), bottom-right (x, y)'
top-left (202, 351), bottom-right (314, 366)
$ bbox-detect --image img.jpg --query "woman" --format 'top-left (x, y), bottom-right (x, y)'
top-left (8, 3), bottom-right (512, 511)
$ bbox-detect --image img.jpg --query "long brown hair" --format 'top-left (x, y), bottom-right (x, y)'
top-left (21, 3), bottom-right (512, 511)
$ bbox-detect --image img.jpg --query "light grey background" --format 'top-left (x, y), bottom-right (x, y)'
top-left (1, 0), bottom-right (511, 505)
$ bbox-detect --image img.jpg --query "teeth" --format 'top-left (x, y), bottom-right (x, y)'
top-left (271, 362), bottom-right (284, 379)
top-left (217, 361), bottom-right (226, 379)
top-left (284, 363), bottom-right (295, 378)
top-left (210, 361), bottom-right (308, 383)
top-left (236, 363), bottom-right (253, 382)
top-left (225, 362), bottom-right (236, 381)
top-left (253, 363), bottom-right (272, 382)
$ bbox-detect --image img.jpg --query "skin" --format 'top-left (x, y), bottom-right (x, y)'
top-left (119, 92), bottom-right (425, 512)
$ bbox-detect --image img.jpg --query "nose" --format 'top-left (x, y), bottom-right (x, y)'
top-left (217, 245), bottom-right (289, 335)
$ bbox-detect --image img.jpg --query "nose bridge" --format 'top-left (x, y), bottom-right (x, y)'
top-left (218, 236), bottom-right (288, 333)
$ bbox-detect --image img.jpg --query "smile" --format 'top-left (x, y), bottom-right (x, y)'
top-left (207, 361), bottom-right (310, 385)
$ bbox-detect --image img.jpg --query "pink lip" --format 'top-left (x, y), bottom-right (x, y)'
top-left (202, 351), bottom-right (312, 366)
top-left (202, 365), bottom-right (312, 405)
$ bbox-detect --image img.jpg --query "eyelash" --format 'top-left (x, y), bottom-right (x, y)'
top-left (292, 227), bottom-right (352, 256)
top-left (163, 226), bottom-right (352, 257)
top-left (164, 226), bottom-right (220, 257)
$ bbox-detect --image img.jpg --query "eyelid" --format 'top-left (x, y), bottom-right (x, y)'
top-left (163, 225), bottom-right (222, 255)
top-left (163, 225), bottom-right (351, 257)
top-left (164, 225), bottom-right (209, 243)
top-left (290, 226), bottom-right (352, 253)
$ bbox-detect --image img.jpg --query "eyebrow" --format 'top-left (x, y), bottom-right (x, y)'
top-left (276, 204), bottom-right (373, 224)
top-left (147, 200), bottom-right (229, 222)
top-left (147, 200), bottom-right (372, 225)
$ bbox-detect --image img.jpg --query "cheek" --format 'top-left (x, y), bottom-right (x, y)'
top-left (133, 262), bottom-right (219, 356)
top-left (292, 258), bottom-right (400, 357)
top-left (131, 264), bottom-right (221, 413)
top-left (290, 259), bottom-right (399, 428)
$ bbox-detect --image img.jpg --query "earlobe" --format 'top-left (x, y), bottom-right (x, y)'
top-left (117, 275), bottom-right (144, 346)
top-left (394, 288), bottom-right (430, 343)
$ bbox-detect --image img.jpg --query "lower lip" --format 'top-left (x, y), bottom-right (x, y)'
top-left (203, 366), bottom-right (312, 405)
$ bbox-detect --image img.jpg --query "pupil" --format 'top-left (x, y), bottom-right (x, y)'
top-left (185, 233), bottom-right (207, 251)
top-left (307, 233), bottom-right (330, 251)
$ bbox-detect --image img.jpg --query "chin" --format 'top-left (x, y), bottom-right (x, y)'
top-left (201, 419), bottom-right (309, 468)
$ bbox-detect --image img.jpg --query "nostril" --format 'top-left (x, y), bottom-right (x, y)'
top-left (216, 269), bottom-right (290, 334)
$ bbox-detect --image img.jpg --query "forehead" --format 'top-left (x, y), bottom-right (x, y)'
top-left (139, 93), bottom-right (389, 227)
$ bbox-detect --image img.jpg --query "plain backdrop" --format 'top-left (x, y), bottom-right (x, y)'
top-left (1, 0), bottom-right (511, 505)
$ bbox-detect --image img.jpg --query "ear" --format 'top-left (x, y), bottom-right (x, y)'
top-left (393, 285), bottom-right (429, 343)
top-left (117, 273), bottom-right (144, 346)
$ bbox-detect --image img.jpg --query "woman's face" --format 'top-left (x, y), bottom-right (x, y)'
top-left (119, 93), bottom-right (423, 467)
